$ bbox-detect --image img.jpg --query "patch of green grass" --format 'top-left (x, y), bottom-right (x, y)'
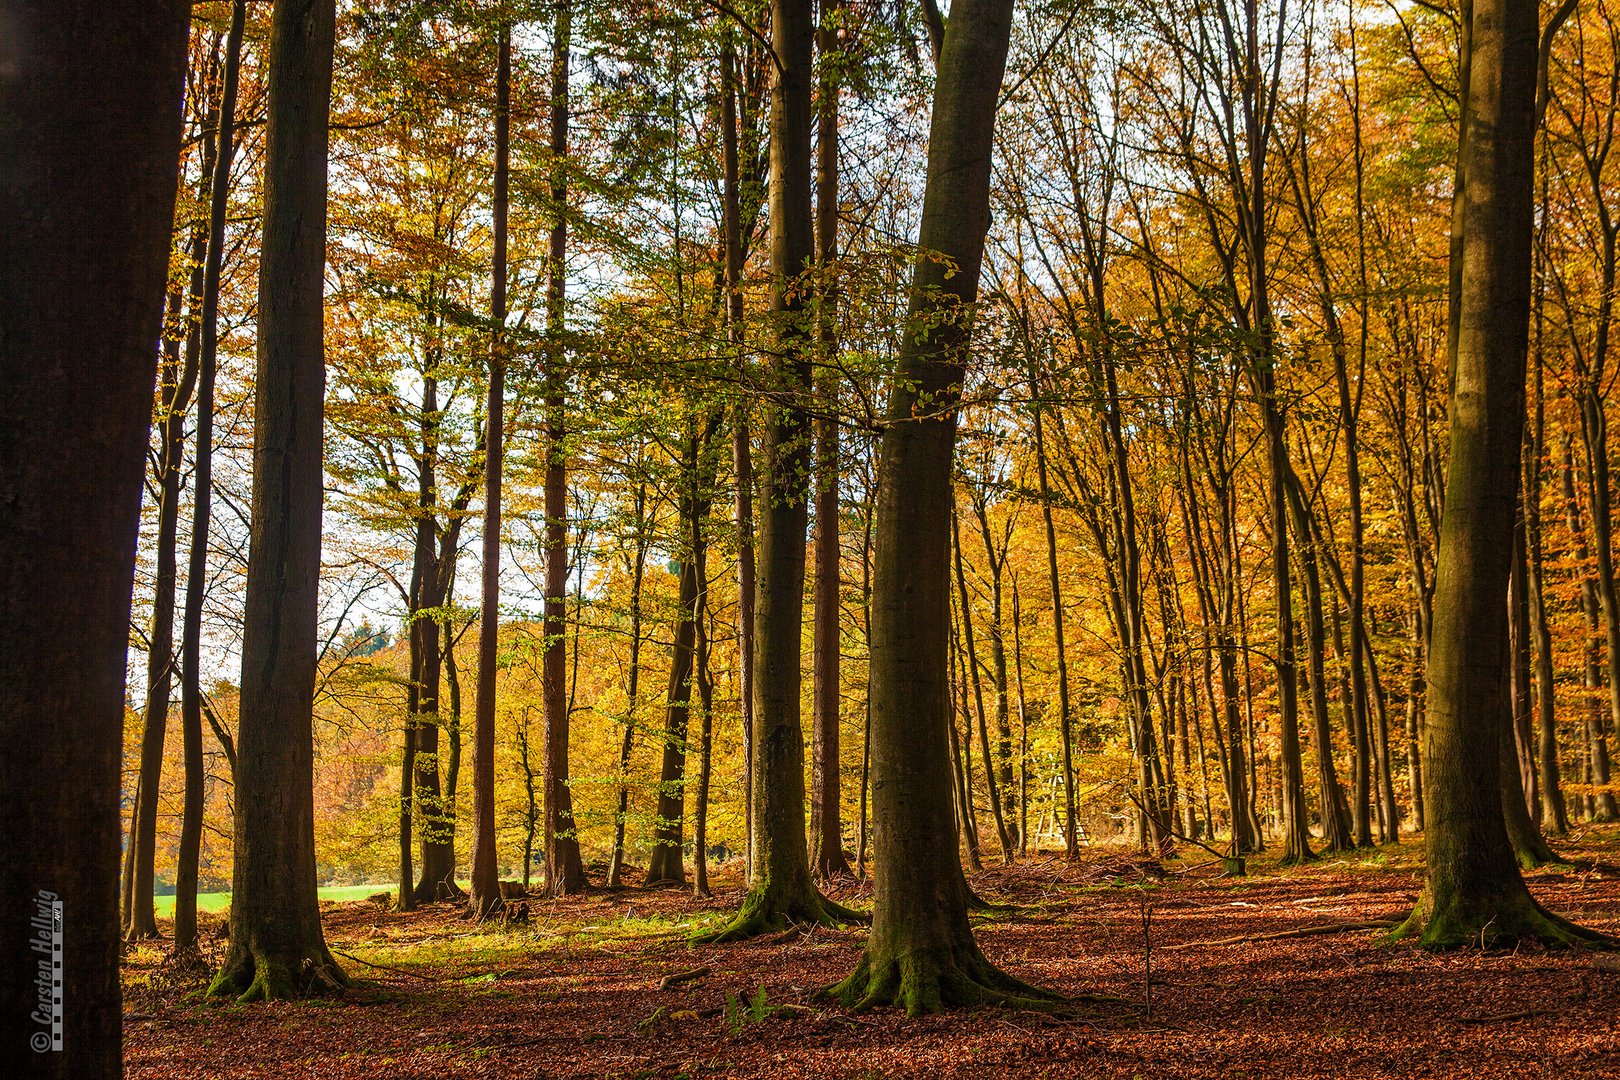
top-left (152, 884), bottom-right (388, 916)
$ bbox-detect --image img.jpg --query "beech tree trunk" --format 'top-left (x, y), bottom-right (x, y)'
top-left (467, 20), bottom-right (511, 921)
top-left (207, 0), bottom-right (350, 999)
top-left (826, 0), bottom-right (1055, 1014)
top-left (0, 1), bottom-right (189, 1071)
top-left (698, 0), bottom-right (859, 942)
top-left (123, 146), bottom-right (208, 943)
top-left (809, 0), bottom-right (849, 880)
top-left (175, 0), bottom-right (246, 955)
top-left (542, 0), bottom-right (587, 897)
top-left (1398, 0), bottom-right (1600, 947)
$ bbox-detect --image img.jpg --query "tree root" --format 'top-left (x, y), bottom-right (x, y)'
top-left (206, 944), bottom-right (350, 1002)
top-left (821, 941), bottom-right (1067, 1018)
top-left (692, 884), bottom-right (867, 944)
top-left (1388, 890), bottom-right (1619, 951)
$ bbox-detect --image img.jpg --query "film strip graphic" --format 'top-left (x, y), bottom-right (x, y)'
top-left (50, 899), bottom-right (62, 1050)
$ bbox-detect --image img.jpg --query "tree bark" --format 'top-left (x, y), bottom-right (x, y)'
top-left (698, 0), bottom-right (860, 942)
top-left (467, 20), bottom-right (511, 921)
top-left (1397, 0), bottom-right (1601, 947)
top-left (810, 0), bottom-right (850, 879)
top-left (542, 0), bottom-right (586, 898)
top-left (174, 0), bottom-right (246, 955)
top-left (124, 124), bottom-right (209, 944)
top-left (207, 0), bottom-right (350, 999)
top-left (825, 0), bottom-right (1055, 1014)
top-left (0, 1), bottom-right (189, 1070)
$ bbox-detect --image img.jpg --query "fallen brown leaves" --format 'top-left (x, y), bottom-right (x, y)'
top-left (122, 829), bottom-right (1620, 1078)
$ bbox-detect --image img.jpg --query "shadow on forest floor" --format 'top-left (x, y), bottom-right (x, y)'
top-left (123, 827), bottom-right (1620, 1078)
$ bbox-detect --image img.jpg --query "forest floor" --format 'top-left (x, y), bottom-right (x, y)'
top-left (123, 829), bottom-right (1620, 1078)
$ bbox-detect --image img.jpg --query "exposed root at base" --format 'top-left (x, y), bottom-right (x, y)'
top-left (692, 885), bottom-right (868, 944)
top-left (205, 945), bottom-right (351, 1003)
top-left (820, 943), bottom-right (1070, 1017)
top-left (1387, 891), bottom-right (1619, 951)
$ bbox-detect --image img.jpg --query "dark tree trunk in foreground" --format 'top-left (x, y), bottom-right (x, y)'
top-left (698, 0), bottom-right (861, 941)
top-left (467, 21), bottom-right (511, 921)
top-left (0, 2), bottom-right (189, 1071)
top-left (175, 0), bottom-right (247, 955)
top-left (207, 0), bottom-right (350, 999)
top-left (1396, 0), bottom-right (1605, 948)
top-left (825, 0), bottom-right (1056, 1013)
top-left (542, 0), bottom-right (587, 897)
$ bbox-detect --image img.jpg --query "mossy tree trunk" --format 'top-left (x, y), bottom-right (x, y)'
top-left (207, 0), bottom-right (349, 1001)
top-left (825, 0), bottom-right (1057, 1013)
top-left (1396, 0), bottom-right (1604, 949)
top-left (0, 1), bottom-right (190, 1070)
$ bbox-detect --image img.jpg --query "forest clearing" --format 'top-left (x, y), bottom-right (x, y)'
top-left (11, 0), bottom-right (1620, 1076)
top-left (123, 837), bottom-right (1620, 1078)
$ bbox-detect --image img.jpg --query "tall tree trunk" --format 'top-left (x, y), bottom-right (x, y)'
top-left (721, 34), bottom-right (757, 875)
top-left (699, 0), bottom-right (859, 942)
top-left (692, 522), bottom-right (717, 897)
top-left (952, 510), bottom-right (1012, 860)
top-left (123, 137), bottom-right (209, 943)
top-left (1028, 369), bottom-right (1078, 856)
top-left (809, 0), bottom-right (849, 879)
top-left (542, 0), bottom-right (586, 897)
top-left (0, 1), bottom-right (189, 1070)
top-left (1525, 322), bottom-right (1568, 832)
top-left (175, 0), bottom-right (246, 955)
top-left (208, 0), bottom-right (349, 999)
top-left (1288, 475), bottom-right (1353, 851)
top-left (826, 0), bottom-right (1053, 1013)
top-left (467, 20), bottom-right (511, 921)
top-left (1398, 0), bottom-right (1600, 947)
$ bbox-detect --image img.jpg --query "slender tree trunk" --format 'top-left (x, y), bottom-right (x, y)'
top-left (1562, 436), bottom-right (1619, 820)
top-left (721, 34), bottom-right (757, 874)
top-left (467, 21), bottom-right (511, 921)
top-left (1525, 330), bottom-right (1568, 831)
top-left (208, 0), bottom-right (349, 999)
top-left (700, 0), bottom-right (859, 941)
top-left (124, 143), bottom-right (209, 943)
top-left (810, 0), bottom-right (848, 878)
top-left (952, 510), bottom-right (1012, 860)
top-left (692, 531), bottom-right (717, 897)
top-left (1288, 476), bottom-right (1352, 851)
top-left (606, 484), bottom-right (648, 887)
top-left (1028, 370), bottom-right (1078, 856)
top-left (0, 2), bottom-right (189, 1070)
top-left (542, 0), bottom-right (586, 897)
top-left (176, 0), bottom-right (246, 953)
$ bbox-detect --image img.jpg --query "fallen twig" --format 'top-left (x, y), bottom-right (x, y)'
top-left (658, 965), bottom-right (711, 990)
top-left (1159, 918), bottom-right (1399, 951)
top-left (1457, 1008), bottom-right (1554, 1024)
